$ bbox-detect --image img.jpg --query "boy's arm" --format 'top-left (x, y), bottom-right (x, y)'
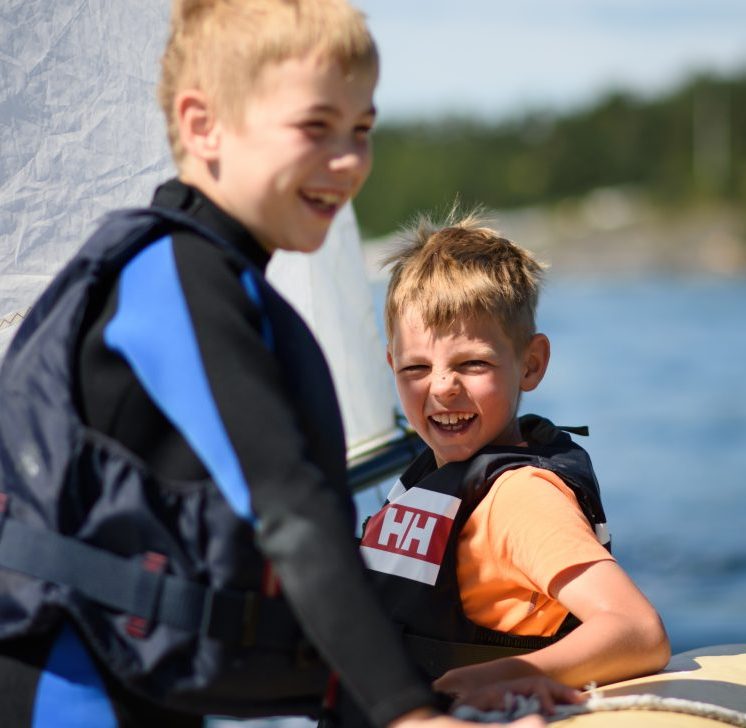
top-left (166, 237), bottom-right (448, 726)
top-left (537, 559), bottom-right (670, 686)
top-left (433, 470), bottom-right (669, 698)
top-left (435, 559), bottom-right (669, 697)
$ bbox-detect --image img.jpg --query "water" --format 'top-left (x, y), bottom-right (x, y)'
top-left (223, 275), bottom-right (746, 727)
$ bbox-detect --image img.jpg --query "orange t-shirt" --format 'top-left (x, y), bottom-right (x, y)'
top-left (456, 466), bottom-right (614, 636)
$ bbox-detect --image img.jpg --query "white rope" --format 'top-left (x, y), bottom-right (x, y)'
top-left (578, 692), bottom-right (746, 726)
top-left (452, 690), bottom-right (746, 725)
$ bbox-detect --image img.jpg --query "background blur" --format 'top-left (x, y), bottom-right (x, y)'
top-left (353, 1), bottom-right (746, 266)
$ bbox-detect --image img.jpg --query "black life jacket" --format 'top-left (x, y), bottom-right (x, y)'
top-left (360, 415), bottom-right (610, 680)
top-left (0, 207), bottom-right (347, 718)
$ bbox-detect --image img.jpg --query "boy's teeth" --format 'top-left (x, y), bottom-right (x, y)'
top-left (308, 191), bottom-right (342, 205)
top-left (431, 413), bottom-right (475, 425)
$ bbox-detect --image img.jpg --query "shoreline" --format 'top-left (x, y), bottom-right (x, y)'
top-left (363, 198), bottom-right (746, 281)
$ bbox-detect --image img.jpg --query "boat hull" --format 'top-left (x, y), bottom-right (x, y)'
top-left (555, 643), bottom-right (746, 726)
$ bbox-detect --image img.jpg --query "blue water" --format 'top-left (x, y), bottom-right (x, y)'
top-left (222, 275), bottom-right (746, 727)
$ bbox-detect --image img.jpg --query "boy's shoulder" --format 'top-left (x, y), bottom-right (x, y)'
top-left (484, 465), bottom-right (578, 506)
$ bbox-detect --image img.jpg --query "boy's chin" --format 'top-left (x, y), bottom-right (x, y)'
top-left (432, 444), bottom-right (480, 468)
top-left (272, 232), bottom-right (327, 255)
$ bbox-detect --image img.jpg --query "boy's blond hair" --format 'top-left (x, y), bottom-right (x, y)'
top-left (159, 0), bottom-right (378, 165)
top-left (384, 208), bottom-right (546, 352)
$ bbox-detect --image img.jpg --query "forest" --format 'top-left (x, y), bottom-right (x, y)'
top-left (355, 71), bottom-right (746, 239)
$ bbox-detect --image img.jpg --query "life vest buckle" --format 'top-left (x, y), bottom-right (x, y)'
top-left (125, 551), bottom-right (168, 639)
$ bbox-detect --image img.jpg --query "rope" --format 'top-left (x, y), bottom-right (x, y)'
top-left (452, 689), bottom-right (746, 725)
top-left (577, 692), bottom-right (746, 726)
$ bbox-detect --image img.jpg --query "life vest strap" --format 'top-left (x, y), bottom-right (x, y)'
top-left (0, 514), bottom-right (258, 645)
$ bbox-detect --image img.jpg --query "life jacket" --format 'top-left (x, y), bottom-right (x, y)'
top-left (360, 415), bottom-right (611, 680)
top-left (0, 207), bottom-right (345, 718)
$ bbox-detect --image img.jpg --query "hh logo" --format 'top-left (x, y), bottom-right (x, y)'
top-left (370, 506), bottom-right (444, 560)
top-left (360, 486), bottom-right (460, 585)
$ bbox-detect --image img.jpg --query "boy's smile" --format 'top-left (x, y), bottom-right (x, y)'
top-left (184, 51), bottom-right (377, 254)
top-left (388, 311), bottom-right (548, 467)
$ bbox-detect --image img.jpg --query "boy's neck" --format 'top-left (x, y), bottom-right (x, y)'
top-left (177, 166), bottom-right (271, 254)
top-left (489, 418), bottom-right (525, 449)
top-left (178, 167), bottom-right (226, 220)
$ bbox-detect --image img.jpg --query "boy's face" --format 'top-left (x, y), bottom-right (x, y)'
top-left (210, 52), bottom-right (377, 254)
top-left (388, 310), bottom-right (547, 467)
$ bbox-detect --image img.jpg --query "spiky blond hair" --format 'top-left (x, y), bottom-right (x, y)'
top-left (384, 207), bottom-right (547, 351)
top-left (158, 0), bottom-right (378, 165)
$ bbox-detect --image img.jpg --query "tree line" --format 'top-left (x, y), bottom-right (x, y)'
top-left (355, 71), bottom-right (746, 238)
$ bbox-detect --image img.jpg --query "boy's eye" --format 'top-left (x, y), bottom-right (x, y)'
top-left (301, 120), bottom-right (329, 136)
top-left (354, 124), bottom-right (373, 140)
top-left (461, 360), bottom-right (491, 371)
top-left (398, 364), bottom-right (428, 375)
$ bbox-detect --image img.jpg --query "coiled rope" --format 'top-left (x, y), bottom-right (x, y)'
top-left (453, 689), bottom-right (746, 725)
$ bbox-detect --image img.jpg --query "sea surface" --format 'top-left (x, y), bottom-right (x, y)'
top-left (217, 275), bottom-right (746, 728)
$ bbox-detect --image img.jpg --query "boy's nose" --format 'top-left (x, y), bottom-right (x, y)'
top-left (431, 370), bottom-right (460, 399)
top-left (328, 141), bottom-right (370, 176)
top-left (329, 151), bottom-right (365, 173)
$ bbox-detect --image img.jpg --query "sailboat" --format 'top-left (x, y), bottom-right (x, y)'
top-left (1, 3), bottom-right (744, 726)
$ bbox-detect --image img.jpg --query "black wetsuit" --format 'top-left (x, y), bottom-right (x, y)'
top-left (0, 180), bottom-right (433, 726)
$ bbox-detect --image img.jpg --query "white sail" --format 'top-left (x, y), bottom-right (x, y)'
top-left (267, 207), bottom-right (400, 460)
top-left (0, 0), bottom-right (174, 357)
top-left (0, 0), bottom-right (401, 461)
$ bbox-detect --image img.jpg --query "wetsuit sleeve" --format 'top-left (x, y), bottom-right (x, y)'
top-left (105, 233), bottom-right (435, 726)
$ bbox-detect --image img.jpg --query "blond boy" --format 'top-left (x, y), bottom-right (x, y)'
top-left (0, 3), bottom-right (552, 728)
top-left (360, 210), bottom-right (670, 711)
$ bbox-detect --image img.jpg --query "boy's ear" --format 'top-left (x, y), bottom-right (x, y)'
top-left (520, 333), bottom-right (550, 392)
top-left (386, 348), bottom-right (394, 371)
top-left (175, 89), bottom-right (221, 162)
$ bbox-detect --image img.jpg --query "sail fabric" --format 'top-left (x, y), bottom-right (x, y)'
top-left (268, 205), bottom-right (401, 459)
top-left (0, 0), bottom-right (173, 357)
top-left (0, 0), bottom-right (400, 459)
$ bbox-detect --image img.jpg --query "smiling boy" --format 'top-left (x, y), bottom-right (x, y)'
top-left (360, 209), bottom-right (670, 709)
top-left (391, 311), bottom-right (535, 467)
top-left (174, 52), bottom-right (376, 252)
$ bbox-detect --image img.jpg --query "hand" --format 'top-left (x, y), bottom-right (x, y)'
top-left (448, 675), bottom-right (585, 715)
top-left (388, 706), bottom-right (547, 727)
top-left (433, 656), bottom-right (543, 701)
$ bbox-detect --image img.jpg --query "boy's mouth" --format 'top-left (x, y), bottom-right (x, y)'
top-left (300, 189), bottom-right (345, 216)
top-left (429, 412), bottom-right (476, 433)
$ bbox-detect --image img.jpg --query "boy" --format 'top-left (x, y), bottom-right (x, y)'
top-left (360, 209), bottom-right (670, 712)
top-left (0, 2), bottom-right (546, 727)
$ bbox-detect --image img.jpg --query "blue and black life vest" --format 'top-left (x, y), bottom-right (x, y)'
top-left (0, 207), bottom-right (339, 717)
top-left (360, 415), bottom-right (610, 679)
